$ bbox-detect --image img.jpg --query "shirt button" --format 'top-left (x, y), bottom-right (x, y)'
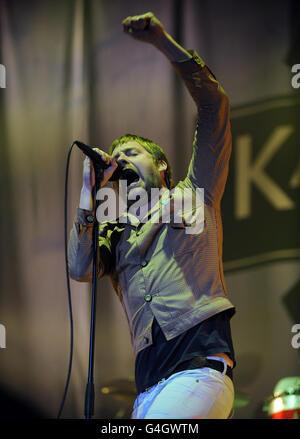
top-left (143, 336), bottom-right (149, 343)
top-left (144, 294), bottom-right (152, 302)
top-left (141, 260), bottom-right (148, 267)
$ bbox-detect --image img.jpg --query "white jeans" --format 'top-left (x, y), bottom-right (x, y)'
top-left (131, 359), bottom-right (234, 419)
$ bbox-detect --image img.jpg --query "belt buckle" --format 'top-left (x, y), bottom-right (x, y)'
top-left (206, 355), bottom-right (228, 375)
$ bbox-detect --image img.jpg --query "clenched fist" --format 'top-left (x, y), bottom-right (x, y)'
top-left (122, 12), bottom-right (165, 45)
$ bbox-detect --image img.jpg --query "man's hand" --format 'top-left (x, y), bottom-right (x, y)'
top-left (122, 12), bottom-right (192, 63)
top-left (122, 12), bottom-right (166, 45)
top-left (79, 148), bottom-right (117, 211)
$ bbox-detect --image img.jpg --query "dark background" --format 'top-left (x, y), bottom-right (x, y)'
top-left (0, 0), bottom-right (299, 419)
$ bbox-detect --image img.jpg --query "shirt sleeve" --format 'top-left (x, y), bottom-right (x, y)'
top-left (172, 50), bottom-right (232, 205)
top-left (68, 207), bottom-right (113, 282)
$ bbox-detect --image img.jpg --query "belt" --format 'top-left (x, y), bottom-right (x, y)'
top-left (142, 356), bottom-right (233, 393)
top-left (173, 355), bottom-right (233, 380)
top-left (205, 357), bottom-right (233, 380)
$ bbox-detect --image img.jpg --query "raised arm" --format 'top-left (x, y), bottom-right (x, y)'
top-left (123, 12), bottom-right (231, 204)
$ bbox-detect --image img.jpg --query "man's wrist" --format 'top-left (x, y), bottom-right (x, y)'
top-left (76, 207), bottom-right (96, 227)
top-left (79, 186), bottom-right (93, 210)
top-left (154, 31), bottom-right (192, 63)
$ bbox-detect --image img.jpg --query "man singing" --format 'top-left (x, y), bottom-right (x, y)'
top-left (69, 12), bottom-right (236, 419)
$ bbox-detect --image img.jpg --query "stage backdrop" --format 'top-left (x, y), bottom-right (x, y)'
top-left (0, 0), bottom-right (299, 419)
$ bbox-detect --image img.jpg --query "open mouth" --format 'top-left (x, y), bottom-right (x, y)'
top-left (121, 168), bottom-right (140, 187)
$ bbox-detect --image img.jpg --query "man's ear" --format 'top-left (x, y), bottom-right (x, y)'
top-left (158, 160), bottom-right (168, 187)
top-left (157, 160), bottom-right (167, 172)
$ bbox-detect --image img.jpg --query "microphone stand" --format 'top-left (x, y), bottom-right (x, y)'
top-left (84, 163), bottom-right (102, 419)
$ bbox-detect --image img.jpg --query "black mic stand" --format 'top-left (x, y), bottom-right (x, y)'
top-left (84, 163), bottom-right (102, 419)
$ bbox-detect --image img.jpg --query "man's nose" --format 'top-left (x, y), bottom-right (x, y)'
top-left (117, 152), bottom-right (130, 165)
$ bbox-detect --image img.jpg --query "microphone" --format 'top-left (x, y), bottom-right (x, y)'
top-left (74, 140), bottom-right (124, 181)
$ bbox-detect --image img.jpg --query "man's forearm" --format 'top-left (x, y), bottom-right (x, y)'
top-left (68, 215), bottom-right (94, 282)
top-left (154, 31), bottom-right (193, 63)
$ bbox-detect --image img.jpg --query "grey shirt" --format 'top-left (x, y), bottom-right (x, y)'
top-left (68, 50), bottom-right (235, 356)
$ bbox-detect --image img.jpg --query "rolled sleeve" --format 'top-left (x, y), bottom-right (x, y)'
top-left (68, 208), bottom-right (111, 282)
